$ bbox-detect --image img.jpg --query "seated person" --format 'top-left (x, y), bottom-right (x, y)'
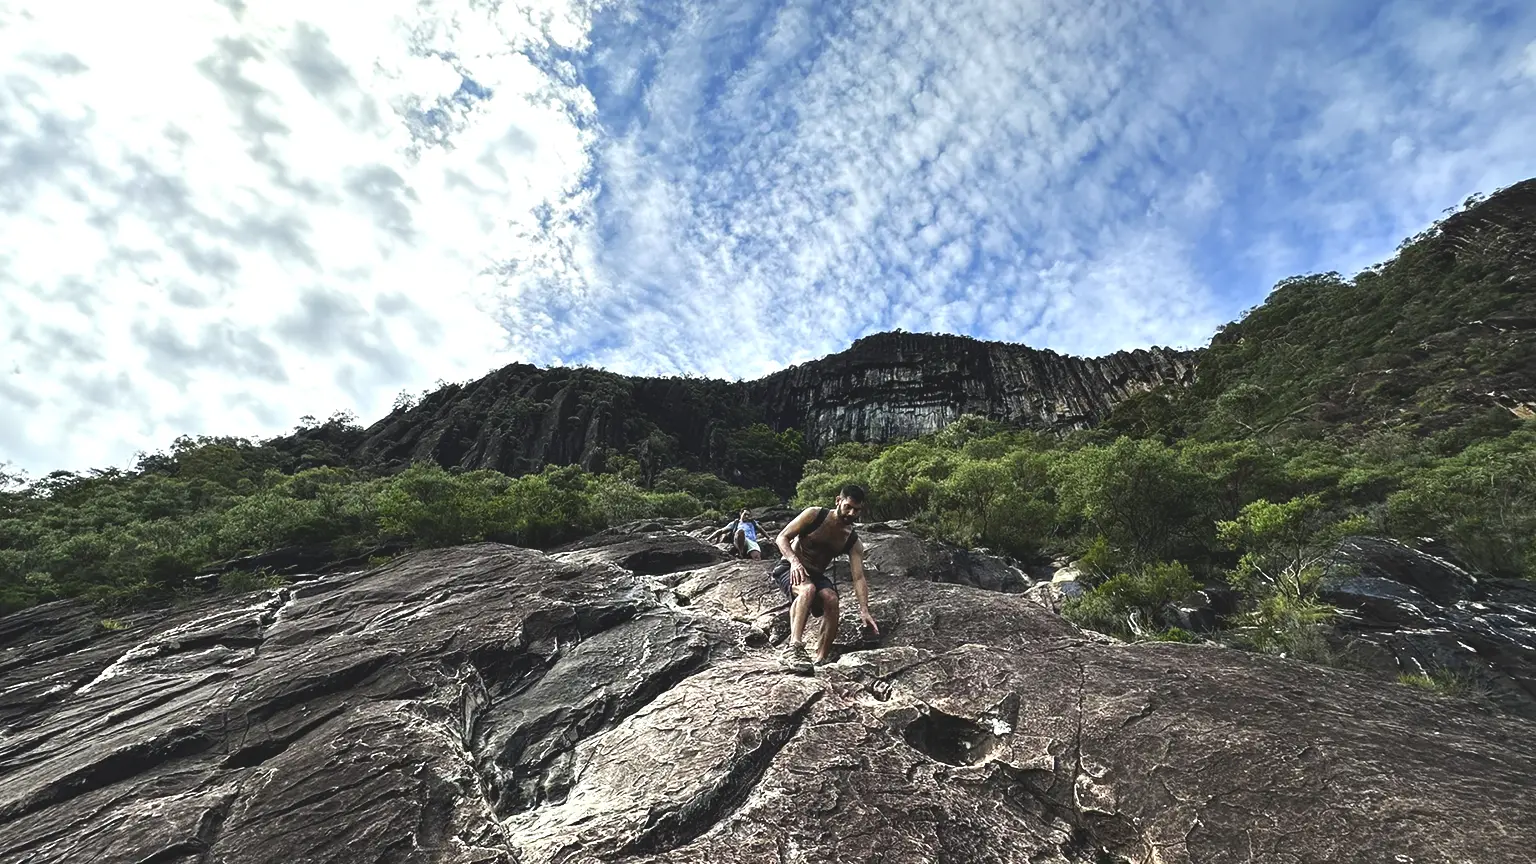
top-left (708, 510), bottom-right (765, 559)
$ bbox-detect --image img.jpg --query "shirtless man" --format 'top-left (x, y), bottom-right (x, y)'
top-left (771, 484), bottom-right (879, 665)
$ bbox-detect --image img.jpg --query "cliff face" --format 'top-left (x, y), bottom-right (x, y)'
top-left (346, 364), bottom-right (755, 479)
top-left (338, 333), bottom-right (1196, 487)
top-left (745, 332), bottom-right (1196, 446)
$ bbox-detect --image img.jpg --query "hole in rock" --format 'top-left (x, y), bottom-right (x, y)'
top-left (902, 707), bottom-right (1002, 766)
top-left (617, 548), bottom-right (721, 576)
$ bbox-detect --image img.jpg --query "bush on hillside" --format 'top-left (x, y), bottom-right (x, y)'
top-left (0, 445), bottom-right (768, 614)
top-left (1061, 561), bottom-right (1199, 641)
top-left (1385, 427), bottom-right (1536, 578)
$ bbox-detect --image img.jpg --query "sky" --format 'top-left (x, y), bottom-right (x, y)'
top-left (3, 0), bottom-right (1536, 476)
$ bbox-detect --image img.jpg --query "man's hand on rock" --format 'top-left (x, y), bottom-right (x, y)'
top-left (861, 611), bottom-right (879, 634)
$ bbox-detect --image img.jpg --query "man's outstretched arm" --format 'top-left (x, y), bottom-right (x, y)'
top-left (848, 539), bottom-right (878, 634)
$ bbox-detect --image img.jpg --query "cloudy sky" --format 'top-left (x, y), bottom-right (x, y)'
top-left (3, 0), bottom-right (1535, 475)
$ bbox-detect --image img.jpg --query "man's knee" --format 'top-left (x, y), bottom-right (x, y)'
top-left (818, 589), bottom-right (839, 614)
top-left (795, 582), bottom-right (818, 601)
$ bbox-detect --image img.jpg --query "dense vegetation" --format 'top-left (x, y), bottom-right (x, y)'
top-left (1105, 188), bottom-right (1534, 450)
top-left (0, 426), bottom-right (776, 614)
top-left (3, 181), bottom-right (1533, 654)
top-left (794, 415), bottom-right (1534, 651)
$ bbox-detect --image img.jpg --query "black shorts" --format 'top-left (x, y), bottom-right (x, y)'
top-left (770, 559), bottom-right (838, 617)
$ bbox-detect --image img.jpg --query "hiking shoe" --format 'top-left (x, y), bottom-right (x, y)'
top-left (779, 642), bottom-right (813, 675)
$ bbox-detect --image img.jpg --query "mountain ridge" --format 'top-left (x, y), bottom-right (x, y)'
top-left (290, 331), bottom-right (1197, 495)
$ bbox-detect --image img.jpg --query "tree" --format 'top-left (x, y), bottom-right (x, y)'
top-left (1051, 437), bottom-right (1211, 569)
top-left (1216, 495), bottom-right (1367, 661)
top-left (1217, 495), bottom-right (1364, 599)
top-left (1385, 426), bottom-right (1536, 578)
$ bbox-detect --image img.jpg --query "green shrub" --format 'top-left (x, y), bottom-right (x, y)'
top-left (1385, 425), bottom-right (1536, 578)
top-left (1061, 561), bottom-right (1198, 640)
top-left (1225, 589), bottom-right (1339, 664)
top-left (218, 570), bottom-right (288, 594)
top-left (1397, 668), bottom-right (1488, 702)
top-left (1051, 438), bottom-right (1213, 568)
top-left (375, 466), bottom-right (516, 547)
top-left (0, 439), bottom-right (763, 613)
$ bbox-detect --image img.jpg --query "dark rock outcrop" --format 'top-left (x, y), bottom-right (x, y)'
top-left (1321, 536), bottom-right (1536, 718)
top-left (259, 177), bottom-right (1535, 495)
top-left (3, 522), bottom-right (1533, 863)
top-left (333, 333), bottom-right (1195, 487)
top-left (745, 332), bottom-right (1196, 447)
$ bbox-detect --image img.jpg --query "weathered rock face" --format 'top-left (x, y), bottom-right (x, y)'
top-left (744, 332), bottom-right (1196, 446)
top-left (1320, 535), bottom-right (1536, 718)
top-left (3, 522), bottom-right (1533, 863)
top-left (336, 333), bottom-right (1195, 487)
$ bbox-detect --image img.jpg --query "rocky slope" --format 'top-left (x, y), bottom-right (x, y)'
top-left (2, 519), bottom-right (1532, 863)
top-left (321, 334), bottom-right (1194, 486)
top-left (1318, 535), bottom-right (1536, 716)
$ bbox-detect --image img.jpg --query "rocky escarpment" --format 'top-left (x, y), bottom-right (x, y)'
top-left (744, 332), bottom-right (1195, 447)
top-left (318, 333), bottom-right (1194, 488)
top-left (268, 177), bottom-right (1535, 489)
top-left (1317, 536), bottom-right (1536, 716)
top-left (2, 520), bottom-right (1532, 863)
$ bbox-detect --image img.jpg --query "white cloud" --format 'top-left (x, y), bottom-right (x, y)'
top-left (0, 0), bottom-right (605, 474)
top-left (502, 0), bottom-right (1240, 378)
top-left (1248, 4), bottom-right (1536, 282)
top-left (5, 0), bottom-right (1536, 476)
top-left (442, 0), bottom-right (1535, 384)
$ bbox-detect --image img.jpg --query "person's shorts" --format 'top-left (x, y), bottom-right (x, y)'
top-left (742, 536), bottom-right (761, 555)
top-left (770, 559), bottom-right (838, 617)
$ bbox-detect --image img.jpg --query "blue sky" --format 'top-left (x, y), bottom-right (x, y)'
top-left (2, 0), bottom-right (1536, 474)
top-left (520, 0), bottom-right (1536, 375)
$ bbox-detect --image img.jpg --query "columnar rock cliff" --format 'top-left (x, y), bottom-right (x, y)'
top-left (326, 333), bottom-right (1194, 486)
top-left (2, 520), bottom-right (1531, 863)
top-left (744, 332), bottom-right (1196, 446)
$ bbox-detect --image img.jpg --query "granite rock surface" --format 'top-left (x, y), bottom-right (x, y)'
top-left (2, 521), bottom-right (1533, 864)
top-left (1320, 535), bottom-right (1536, 718)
